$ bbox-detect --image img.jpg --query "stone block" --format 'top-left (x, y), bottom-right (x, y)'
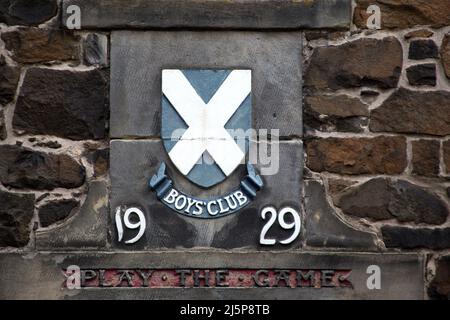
top-left (83, 33), bottom-right (108, 66)
top-left (304, 94), bottom-right (369, 133)
top-left (428, 255), bottom-right (450, 299)
top-left (304, 180), bottom-right (378, 250)
top-left (409, 40), bottom-right (439, 60)
top-left (370, 89), bottom-right (450, 136)
top-left (305, 37), bottom-right (402, 90)
top-left (407, 64), bottom-right (436, 87)
top-left (0, 0), bottom-right (57, 26)
top-left (1, 28), bottom-right (80, 64)
top-left (354, 0), bottom-right (450, 29)
top-left (306, 136), bottom-right (407, 175)
top-left (110, 31), bottom-right (303, 138)
top-left (382, 226), bottom-right (450, 250)
top-left (337, 178), bottom-right (449, 225)
top-left (444, 140), bottom-right (450, 174)
top-left (411, 139), bottom-right (440, 176)
top-left (0, 145), bottom-right (85, 190)
top-left (442, 34), bottom-right (450, 79)
top-left (38, 199), bottom-right (79, 228)
top-left (110, 140), bottom-right (303, 250)
top-left (62, 0), bottom-right (351, 30)
top-left (0, 190), bottom-right (34, 248)
top-left (13, 68), bottom-right (109, 140)
top-left (35, 180), bottom-right (108, 249)
top-left (0, 55), bottom-right (20, 106)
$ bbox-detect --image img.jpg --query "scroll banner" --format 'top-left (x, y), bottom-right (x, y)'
top-left (149, 162), bottom-right (263, 219)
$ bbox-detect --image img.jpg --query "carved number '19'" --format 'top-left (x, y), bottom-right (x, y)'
top-left (260, 207), bottom-right (301, 245)
top-left (115, 207), bottom-right (146, 244)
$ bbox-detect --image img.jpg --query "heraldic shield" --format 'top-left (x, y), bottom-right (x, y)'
top-left (161, 69), bottom-right (252, 188)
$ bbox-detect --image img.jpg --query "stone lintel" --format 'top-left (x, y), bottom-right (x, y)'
top-left (62, 0), bottom-right (351, 30)
top-left (0, 251), bottom-right (424, 300)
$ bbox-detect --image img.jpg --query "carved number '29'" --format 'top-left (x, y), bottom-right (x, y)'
top-left (115, 207), bottom-right (146, 244)
top-left (260, 207), bottom-right (301, 245)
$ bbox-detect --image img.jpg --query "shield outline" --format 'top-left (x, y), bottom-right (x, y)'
top-left (161, 69), bottom-right (252, 188)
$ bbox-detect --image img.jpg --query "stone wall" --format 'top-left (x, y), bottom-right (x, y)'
top-left (304, 0), bottom-right (450, 299)
top-left (0, 0), bottom-right (449, 299)
top-left (0, 2), bottom-right (109, 249)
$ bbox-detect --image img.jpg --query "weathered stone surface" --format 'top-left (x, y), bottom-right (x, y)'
top-left (305, 37), bottom-right (402, 90)
top-left (0, 190), bottom-right (34, 247)
top-left (304, 95), bottom-right (369, 133)
top-left (407, 64), bottom-right (436, 86)
top-left (1, 28), bottom-right (80, 64)
top-left (442, 34), bottom-right (450, 79)
top-left (111, 31), bottom-right (302, 138)
top-left (370, 89), bottom-right (450, 136)
top-left (337, 178), bottom-right (449, 225)
top-left (409, 40), bottom-right (439, 60)
top-left (382, 226), bottom-right (450, 250)
top-left (306, 136), bottom-right (407, 175)
top-left (62, 0), bottom-right (352, 30)
top-left (110, 140), bottom-right (302, 250)
top-left (306, 95), bottom-right (369, 118)
top-left (429, 256), bottom-right (450, 300)
top-left (328, 178), bottom-right (358, 203)
top-left (13, 68), bottom-right (108, 140)
top-left (0, 111), bottom-right (6, 140)
top-left (0, 145), bottom-right (85, 190)
top-left (85, 148), bottom-right (109, 177)
top-left (444, 140), bottom-right (450, 174)
top-left (354, 0), bottom-right (450, 29)
top-left (83, 33), bottom-right (108, 66)
top-left (0, 55), bottom-right (20, 106)
top-left (0, 252), bottom-right (424, 299)
top-left (36, 180), bottom-right (108, 249)
top-left (0, 0), bottom-right (57, 26)
top-left (304, 180), bottom-right (378, 250)
top-left (412, 140), bottom-right (440, 177)
top-left (404, 29), bottom-right (434, 40)
top-left (38, 199), bottom-right (79, 228)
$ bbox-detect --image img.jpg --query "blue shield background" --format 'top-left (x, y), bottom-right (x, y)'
top-left (162, 69), bottom-right (251, 188)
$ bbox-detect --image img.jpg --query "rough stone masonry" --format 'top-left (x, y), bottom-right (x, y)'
top-left (0, 0), bottom-right (449, 300)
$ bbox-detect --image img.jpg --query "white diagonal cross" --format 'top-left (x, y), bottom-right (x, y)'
top-left (162, 69), bottom-right (251, 176)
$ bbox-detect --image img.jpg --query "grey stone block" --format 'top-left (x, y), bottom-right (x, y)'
top-left (83, 33), bottom-right (108, 67)
top-left (0, 251), bottom-right (424, 299)
top-left (110, 31), bottom-right (302, 138)
top-left (62, 0), bottom-right (351, 30)
top-left (35, 180), bottom-right (108, 249)
top-left (304, 180), bottom-right (379, 250)
top-left (110, 139), bottom-right (303, 250)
